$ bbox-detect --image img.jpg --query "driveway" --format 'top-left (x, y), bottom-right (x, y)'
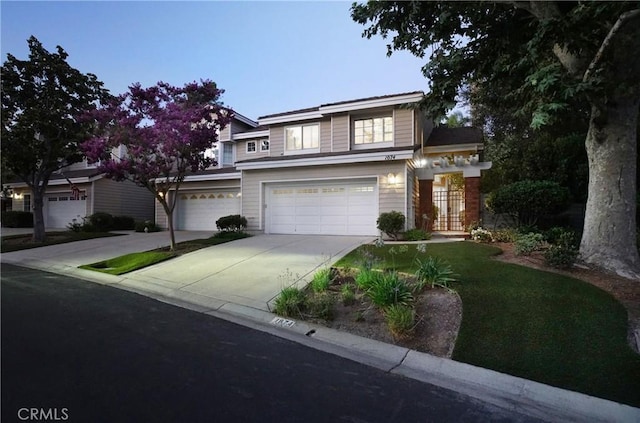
top-left (1, 231), bottom-right (373, 313)
top-left (129, 234), bottom-right (372, 311)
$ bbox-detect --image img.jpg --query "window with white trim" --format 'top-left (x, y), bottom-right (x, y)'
top-left (247, 141), bottom-right (256, 153)
top-left (260, 139), bottom-right (270, 152)
top-left (221, 143), bottom-right (233, 166)
top-left (354, 116), bottom-right (393, 145)
top-left (23, 194), bottom-right (31, 212)
top-left (285, 124), bottom-right (319, 152)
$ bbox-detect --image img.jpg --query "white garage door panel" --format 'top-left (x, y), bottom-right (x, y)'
top-left (177, 190), bottom-right (240, 230)
top-left (267, 180), bottom-right (377, 236)
top-left (46, 195), bottom-right (86, 228)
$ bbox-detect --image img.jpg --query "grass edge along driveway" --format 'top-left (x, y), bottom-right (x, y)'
top-left (334, 241), bottom-right (640, 407)
top-left (80, 232), bottom-right (251, 275)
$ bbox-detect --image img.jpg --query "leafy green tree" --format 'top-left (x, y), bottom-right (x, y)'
top-left (1, 36), bottom-right (109, 241)
top-left (352, 1), bottom-right (640, 278)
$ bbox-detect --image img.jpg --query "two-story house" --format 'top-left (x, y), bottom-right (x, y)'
top-left (156, 91), bottom-right (492, 236)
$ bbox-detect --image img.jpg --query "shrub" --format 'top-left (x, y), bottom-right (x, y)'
top-left (216, 214), bottom-right (247, 232)
top-left (385, 304), bottom-right (415, 338)
top-left (1, 211), bottom-right (33, 228)
top-left (135, 220), bottom-right (161, 233)
top-left (307, 292), bottom-right (335, 320)
top-left (514, 232), bottom-right (545, 256)
top-left (414, 256), bottom-right (457, 291)
top-left (404, 228), bottom-right (432, 241)
top-left (112, 215), bottom-right (135, 230)
top-left (493, 228), bottom-right (518, 243)
top-left (544, 229), bottom-right (579, 269)
top-left (87, 212), bottom-right (114, 232)
top-left (311, 268), bottom-right (331, 293)
top-left (355, 268), bottom-right (378, 291)
top-left (273, 286), bottom-right (307, 318)
top-left (341, 283), bottom-right (356, 306)
top-left (470, 227), bottom-right (493, 242)
top-left (365, 271), bottom-right (413, 309)
top-left (377, 211), bottom-right (405, 240)
top-left (486, 180), bottom-right (570, 227)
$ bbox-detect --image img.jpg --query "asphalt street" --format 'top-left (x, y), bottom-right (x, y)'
top-left (1, 263), bottom-right (541, 423)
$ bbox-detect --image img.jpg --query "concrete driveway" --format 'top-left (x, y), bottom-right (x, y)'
top-left (129, 234), bottom-right (372, 311)
top-left (1, 231), bottom-right (373, 313)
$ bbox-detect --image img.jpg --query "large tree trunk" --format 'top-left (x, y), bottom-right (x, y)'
top-left (32, 186), bottom-right (46, 243)
top-left (580, 98), bottom-right (639, 280)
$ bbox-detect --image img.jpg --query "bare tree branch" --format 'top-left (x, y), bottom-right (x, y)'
top-left (583, 9), bottom-right (640, 83)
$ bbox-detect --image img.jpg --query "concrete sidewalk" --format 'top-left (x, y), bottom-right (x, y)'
top-left (1, 232), bottom-right (639, 422)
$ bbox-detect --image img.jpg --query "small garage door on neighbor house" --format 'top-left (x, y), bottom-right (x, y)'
top-left (266, 180), bottom-right (378, 236)
top-left (46, 194), bottom-right (87, 228)
top-left (176, 190), bottom-right (241, 230)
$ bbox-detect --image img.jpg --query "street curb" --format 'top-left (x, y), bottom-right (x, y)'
top-left (3, 260), bottom-right (640, 422)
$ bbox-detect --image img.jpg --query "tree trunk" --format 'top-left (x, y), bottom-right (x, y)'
top-left (32, 186), bottom-right (46, 243)
top-left (158, 196), bottom-right (176, 251)
top-left (580, 98), bottom-right (639, 280)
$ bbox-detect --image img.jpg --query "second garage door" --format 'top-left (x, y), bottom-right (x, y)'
top-left (176, 190), bottom-right (241, 231)
top-left (266, 180), bottom-right (378, 236)
top-left (46, 194), bottom-right (87, 228)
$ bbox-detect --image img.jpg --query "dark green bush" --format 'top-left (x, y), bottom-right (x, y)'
top-left (404, 228), bottom-right (432, 241)
top-left (487, 180), bottom-right (570, 227)
top-left (544, 228), bottom-right (579, 269)
top-left (112, 215), bottom-right (135, 230)
top-left (1, 211), bottom-right (33, 228)
top-left (216, 214), bottom-right (247, 232)
top-left (87, 212), bottom-right (114, 232)
top-left (134, 220), bottom-right (161, 233)
top-left (377, 211), bottom-right (405, 240)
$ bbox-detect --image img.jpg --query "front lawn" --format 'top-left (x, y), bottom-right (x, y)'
top-left (80, 251), bottom-right (174, 275)
top-left (0, 231), bottom-right (122, 253)
top-left (335, 242), bottom-right (640, 407)
top-left (79, 231), bottom-right (251, 275)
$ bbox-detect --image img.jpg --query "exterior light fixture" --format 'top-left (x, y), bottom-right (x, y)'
top-left (387, 173), bottom-right (399, 185)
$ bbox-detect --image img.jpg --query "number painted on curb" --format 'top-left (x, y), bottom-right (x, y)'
top-left (270, 317), bottom-right (295, 328)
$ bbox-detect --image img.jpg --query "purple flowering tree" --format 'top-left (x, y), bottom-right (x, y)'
top-left (82, 80), bottom-right (232, 250)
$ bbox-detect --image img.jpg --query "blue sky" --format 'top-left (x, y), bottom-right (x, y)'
top-left (1, 1), bottom-right (431, 120)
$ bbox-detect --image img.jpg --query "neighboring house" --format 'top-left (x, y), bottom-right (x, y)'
top-left (8, 157), bottom-right (155, 229)
top-left (156, 91), bottom-right (492, 235)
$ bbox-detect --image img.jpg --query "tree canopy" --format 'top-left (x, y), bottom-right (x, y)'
top-left (81, 80), bottom-right (232, 250)
top-left (1, 36), bottom-right (110, 241)
top-left (352, 1), bottom-right (640, 278)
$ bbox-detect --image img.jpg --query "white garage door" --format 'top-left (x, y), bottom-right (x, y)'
top-left (267, 180), bottom-right (378, 236)
top-left (176, 190), bottom-right (241, 230)
top-left (46, 194), bottom-right (87, 228)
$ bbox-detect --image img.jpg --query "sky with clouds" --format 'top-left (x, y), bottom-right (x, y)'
top-left (1, 1), bottom-right (434, 120)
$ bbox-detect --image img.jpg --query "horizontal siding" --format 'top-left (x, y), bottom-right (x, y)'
top-left (235, 138), bottom-right (270, 163)
top-left (394, 108), bottom-right (414, 148)
top-left (93, 179), bottom-right (154, 221)
top-left (241, 161), bottom-right (407, 231)
top-left (156, 179), bottom-right (241, 229)
top-left (219, 126), bottom-right (231, 141)
top-left (269, 126), bottom-right (285, 157)
top-left (320, 118), bottom-right (331, 153)
top-left (331, 114), bottom-right (349, 152)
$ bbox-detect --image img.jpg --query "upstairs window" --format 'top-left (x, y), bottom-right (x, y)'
top-left (260, 139), bottom-right (270, 152)
top-left (222, 143), bottom-right (234, 166)
top-left (247, 141), bottom-right (257, 153)
top-left (354, 117), bottom-right (393, 145)
top-left (285, 124), bottom-right (319, 152)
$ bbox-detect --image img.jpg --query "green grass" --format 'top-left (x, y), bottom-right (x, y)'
top-left (80, 251), bottom-right (175, 275)
top-left (79, 231), bottom-right (251, 275)
top-left (1, 231), bottom-right (122, 253)
top-left (335, 242), bottom-right (640, 407)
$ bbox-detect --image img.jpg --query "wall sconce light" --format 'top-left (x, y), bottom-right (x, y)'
top-left (158, 192), bottom-right (165, 198)
top-left (387, 173), bottom-right (399, 185)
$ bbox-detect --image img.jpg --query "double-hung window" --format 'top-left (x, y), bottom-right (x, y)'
top-left (354, 116), bottom-right (393, 146)
top-left (222, 143), bottom-right (234, 166)
top-left (260, 139), bottom-right (270, 152)
top-left (247, 141), bottom-right (257, 153)
top-left (285, 124), bottom-right (319, 153)
top-left (23, 194), bottom-right (31, 212)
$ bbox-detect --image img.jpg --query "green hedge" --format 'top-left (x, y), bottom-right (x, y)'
top-left (1, 211), bottom-right (33, 228)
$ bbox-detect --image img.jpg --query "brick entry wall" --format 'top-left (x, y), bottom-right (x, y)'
top-left (464, 176), bottom-right (481, 228)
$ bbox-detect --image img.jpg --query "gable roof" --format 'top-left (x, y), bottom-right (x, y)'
top-left (425, 126), bottom-right (484, 147)
top-left (258, 91), bottom-right (424, 123)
